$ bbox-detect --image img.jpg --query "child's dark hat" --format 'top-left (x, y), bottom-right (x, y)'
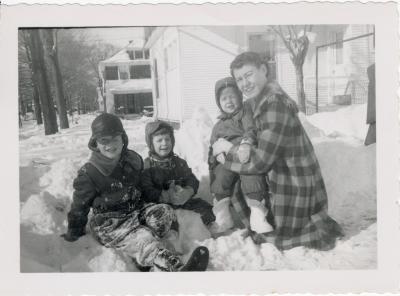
top-left (88, 113), bottom-right (129, 151)
top-left (91, 113), bottom-right (125, 139)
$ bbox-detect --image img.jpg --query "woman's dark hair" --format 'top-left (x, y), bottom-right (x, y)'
top-left (230, 51), bottom-right (268, 78)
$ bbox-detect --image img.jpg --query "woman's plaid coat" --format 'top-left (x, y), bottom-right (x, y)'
top-left (224, 82), bottom-right (343, 250)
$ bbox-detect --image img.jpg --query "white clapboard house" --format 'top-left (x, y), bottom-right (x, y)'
top-left (98, 40), bottom-right (153, 115)
top-left (145, 25), bottom-right (374, 124)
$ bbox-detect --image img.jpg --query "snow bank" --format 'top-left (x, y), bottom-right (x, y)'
top-left (19, 108), bottom-right (376, 272)
top-left (307, 103), bottom-right (368, 141)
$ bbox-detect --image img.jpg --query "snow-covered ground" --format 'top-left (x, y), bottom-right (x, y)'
top-left (19, 104), bottom-right (376, 272)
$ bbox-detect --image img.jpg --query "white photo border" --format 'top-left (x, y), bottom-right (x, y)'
top-left (0, 2), bottom-right (398, 294)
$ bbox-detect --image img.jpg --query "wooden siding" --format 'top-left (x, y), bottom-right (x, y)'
top-left (179, 27), bottom-right (240, 121)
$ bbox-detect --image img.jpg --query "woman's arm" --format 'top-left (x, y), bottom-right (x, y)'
top-left (220, 100), bottom-right (292, 175)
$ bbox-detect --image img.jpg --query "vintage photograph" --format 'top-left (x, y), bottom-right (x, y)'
top-left (18, 24), bottom-right (377, 272)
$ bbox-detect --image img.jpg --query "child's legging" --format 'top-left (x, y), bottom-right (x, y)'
top-left (90, 203), bottom-right (177, 267)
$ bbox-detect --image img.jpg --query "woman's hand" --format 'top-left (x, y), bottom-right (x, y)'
top-left (212, 138), bottom-right (233, 156)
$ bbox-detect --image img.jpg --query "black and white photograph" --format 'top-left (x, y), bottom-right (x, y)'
top-left (1, 1), bottom-right (399, 294)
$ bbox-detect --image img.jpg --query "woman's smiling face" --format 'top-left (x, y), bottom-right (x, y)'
top-left (233, 63), bottom-right (268, 99)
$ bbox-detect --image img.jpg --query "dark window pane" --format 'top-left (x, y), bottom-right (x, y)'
top-left (135, 50), bottom-right (143, 59)
top-left (154, 60), bottom-right (159, 98)
top-left (105, 66), bottom-right (118, 80)
top-left (145, 50), bottom-right (150, 59)
top-left (335, 32), bottom-right (344, 65)
top-left (130, 65), bottom-right (151, 79)
top-left (127, 50), bottom-right (134, 60)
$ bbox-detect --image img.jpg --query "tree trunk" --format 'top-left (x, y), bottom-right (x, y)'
top-left (28, 30), bottom-right (58, 135)
top-left (43, 29), bottom-right (69, 129)
top-left (32, 84), bottom-right (43, 124)
top-left (22, 32), bottom-right (43, 125)
top-left (295, 64), bottom-right (306, 113)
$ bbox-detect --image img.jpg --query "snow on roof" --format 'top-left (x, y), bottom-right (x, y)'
top-left (109, 79), bottom-right (152, 94)
top-left (102, 39), bottom-right (147, 63)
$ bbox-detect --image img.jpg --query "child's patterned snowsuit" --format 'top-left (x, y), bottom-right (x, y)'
top-left (67, 149), bottom-right (177, 268)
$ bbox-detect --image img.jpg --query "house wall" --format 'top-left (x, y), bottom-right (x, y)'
top-left (149, 27), bottom-right (182, 122)
top-left (275, 25), bottom-right (374, 110)
top-left (178, 27), bottom-right (240, 121)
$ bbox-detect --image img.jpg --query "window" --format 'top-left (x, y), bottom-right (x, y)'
top-left (248, 33), bottom-right (276, 61)
top-left (154, 59), bottom-right (159, 98)
top-left (130, 65), bottom-right (151, 79)
top-left (135, 50), bottom-right (143, 59)
top-left (164, 48), bottom-right (168, 71)
top-left (127, 50), bottom-right (134, 60)
top-left (105, 66), bottom-right (118, 80)
top-left (248, 33), bottom-right (277, 80)
top-left (335, 32), bottom-right (344, 65)
top-left (144, 50), bottom-right (150, 59)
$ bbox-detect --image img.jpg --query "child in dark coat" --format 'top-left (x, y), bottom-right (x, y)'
top-left (140, 121), bottom-right (215, 227)
top-left (208, 77), bottom-right (273, 234)
top-left (62, 113), bottom-right (207, 271)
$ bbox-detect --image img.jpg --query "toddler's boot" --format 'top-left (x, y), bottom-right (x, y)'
top-left (211, 197), bottom-right (234, 233)
top-left (153, 248), bottom-right (183, 271)
top-left (153, 247), bottom-right (209, 272)
top-left (246, 198), bottom-right (274, 234)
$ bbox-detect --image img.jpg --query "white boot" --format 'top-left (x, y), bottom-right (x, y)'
top-left (211, 197), bottom-right (234, 233)
top-left (246, 199), bottom-right (274, 234)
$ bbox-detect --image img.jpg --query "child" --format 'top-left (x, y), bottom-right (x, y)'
top-left (208, 77), bottom-right (274, 234)
top-left (140, 120), bottom-right (215, 227)
top-left (61, 113), bottom-right (209, 272)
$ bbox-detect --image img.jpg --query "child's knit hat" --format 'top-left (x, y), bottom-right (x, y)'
top-left (214, 77), bottom-right (243, 113)
top-left (88, 113), bottom-right (129, 151)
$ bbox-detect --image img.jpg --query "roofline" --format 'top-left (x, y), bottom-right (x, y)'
top-left (144, 27), bottom-right (167, 49)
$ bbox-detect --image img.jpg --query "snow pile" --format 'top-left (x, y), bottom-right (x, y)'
top-left (19, 104), bottom-right (376, 272)
top-left (174, 107), bottom-right (214, 179)
top-left (307, 103), bottom-right (368, 141)
top-left (20, 194), bottom-right (62, 235)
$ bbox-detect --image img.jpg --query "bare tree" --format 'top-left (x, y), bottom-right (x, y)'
top-left (42, 29), bottom-right (69, 129)
top-left (28, 29), bottom-right (58, 135)
top-left (19, 31), bottom-right (43, 125)
top-left (270, 25), bottom-right (313, 113)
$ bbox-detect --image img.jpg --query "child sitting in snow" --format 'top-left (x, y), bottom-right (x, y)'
top-left (208, 76), bottom-right (274, 234)
top-left (61, 113), bottom-right (208, 272)
top-left (140, 120), bottom-right (216, 227)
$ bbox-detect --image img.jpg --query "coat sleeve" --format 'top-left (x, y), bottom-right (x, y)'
top-left (179, 158), bottom-right (200, 194)
top-left (67, 165), bottom-right (97, 235)
top-left (208, 124), bottom-right (219, 171)
top-left (223, 99), bottom-right (292, 175)
top-left (241, 103), bottom-right (258, 145)
top-left (140, 166), bottom-right (163, 203)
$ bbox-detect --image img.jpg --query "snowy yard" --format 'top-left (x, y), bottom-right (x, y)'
top-left (19, 104), bottom-right (376, 272)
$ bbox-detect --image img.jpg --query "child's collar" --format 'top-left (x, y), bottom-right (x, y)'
top-left (89, 150), bottom-right (122, 176)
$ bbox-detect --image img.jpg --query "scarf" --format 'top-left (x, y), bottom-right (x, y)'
top-left (89, 151), bottom-right (121, 176)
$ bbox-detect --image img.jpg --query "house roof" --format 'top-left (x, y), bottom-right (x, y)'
top-left (109, 79), bottom-right (152, 94)
top-left (102, 39), bottom-right (147, 63)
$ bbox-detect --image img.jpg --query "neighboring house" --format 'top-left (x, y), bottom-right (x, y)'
top-left (98, 40), bottom-right (153, 114)
top-left (145, 25), bottom-right (374, 123)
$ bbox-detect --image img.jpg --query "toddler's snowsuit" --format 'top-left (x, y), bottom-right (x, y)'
top-left (209, 77), bottom-right (269, 202)
top-left (141, 121), bottom-right (215, 225)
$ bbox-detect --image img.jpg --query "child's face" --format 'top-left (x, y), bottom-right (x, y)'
top-left (96, 135), bottom-right (123, 160)
top-left (219, 87), bottom-right (241, 114)
top-left (152, 133), bottom-right (172, 158)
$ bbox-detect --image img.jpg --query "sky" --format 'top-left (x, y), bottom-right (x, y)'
top-left (78, 27), bottom-right (145, 48)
